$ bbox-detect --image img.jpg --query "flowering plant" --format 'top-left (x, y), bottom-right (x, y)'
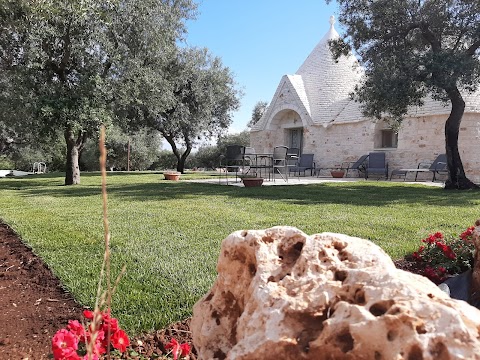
top-left (412, 226), bottom-right (475, 284)
top-left (52, 309), bottom-right (130, 360)
top-left (165, 338), bottom-right (191, 360)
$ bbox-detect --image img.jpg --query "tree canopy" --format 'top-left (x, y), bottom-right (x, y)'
top-left (0, 0), bottom-right (197, 184)
top-left (328, 0), bottom-right (480, 189)
top-left (130, 47), bottom-right (242, 173)
top-left (248, 100), bottom-right (268, 128)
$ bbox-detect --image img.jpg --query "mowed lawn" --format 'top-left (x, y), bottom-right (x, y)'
top-left (0, 172), bottom-right (478, 334)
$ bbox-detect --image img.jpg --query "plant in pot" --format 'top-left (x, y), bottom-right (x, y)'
top-left (330, 165), bottom-right (345, 178)
top-left (240, 174), bottom-right (264, 187)
top-left (163, 171), bottom-right (181, 181)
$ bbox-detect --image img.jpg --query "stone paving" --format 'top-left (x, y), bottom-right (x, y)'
top-left (188, 175), bottom-right (444, 187)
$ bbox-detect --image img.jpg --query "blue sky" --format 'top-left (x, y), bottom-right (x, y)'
top-left (183, 0), bottom-right (340, 134)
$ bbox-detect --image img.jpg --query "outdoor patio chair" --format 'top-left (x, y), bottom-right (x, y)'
top-left (390, 154), bottom-right (448, 182)
top-left (287, 147), bottom-right (301, 166)
top-left (220, 145), bottom-right (245, 184)
top-left (289, 153), bottom-right (315, 177)
top-left (272, 145), bottom-right (290, 182)
top-left (415, 154), bottom-right (448, 181)
top-left (365, 152), bottom-right (388, 180)
top-left (343, 154), bottom-right (369, 177)
top-left (32, 161), bottom-right (47, 174)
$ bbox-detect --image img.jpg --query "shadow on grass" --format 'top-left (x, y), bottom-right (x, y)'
top-left (5, 175), bottom-right (478, 208)
top-left (0, 173), bottom-right (64, 190)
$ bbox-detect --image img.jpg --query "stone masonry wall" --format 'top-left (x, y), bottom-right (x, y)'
top-left (250, 113), bottom-right (480, 182)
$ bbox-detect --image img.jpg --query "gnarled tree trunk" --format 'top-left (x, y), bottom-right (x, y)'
top-left (162, 132), bottom-right (193, 174)
top-left (64, 127), bottom-right (87, 185)
top-left (176, 145), bottom-right (192, 173)
top-left (444, 88), bottom-right (478, 190)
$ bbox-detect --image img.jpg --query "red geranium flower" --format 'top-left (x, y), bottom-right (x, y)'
top-left (67, 320), bottom-right (86, 341)
top-left (443, 245), bottom-right (456, 260)
top-left (424, 266), bottom-right (447, 284)
top-left (101, 313), bottom-right (119, 334)
top-left (166, 338), bottom-right (190, 360)
top-left (52, 329), bottom-right (80, 360)
top-left (180, 343), bottom-right (191, 357)
top-left (460, 226), bottom-right (475, 242)
top-left (111, 329), bottom-right (130, 352)
top-left (412, 251), bottom-right (423, 261)
top-left (83, 310), bottom-right (94, 320)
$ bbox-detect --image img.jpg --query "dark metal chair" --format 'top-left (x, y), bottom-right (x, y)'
top-left (389, 154), bottom-right (448, 182)
top-left (343, 155), bottom-right (369, 177)
top-left (415, 154), bottom-right (448, 181)
top-left (289, 154), bottom-right (315, 177)
top-left (365, 152), bottom-right (388, 180)
top-left (220, 145), bottom-right (245, 184)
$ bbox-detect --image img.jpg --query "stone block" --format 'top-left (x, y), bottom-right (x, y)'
top-left (192, 227), bottom-right (480, 360)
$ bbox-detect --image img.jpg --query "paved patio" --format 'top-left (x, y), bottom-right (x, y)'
top-left (188, 175), bottom-right (444, 187)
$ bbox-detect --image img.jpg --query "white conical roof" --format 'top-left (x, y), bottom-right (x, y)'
top-left (253, 16), bottom-right (480, 133)
top-left (296, 16), bottom-right (363, 124)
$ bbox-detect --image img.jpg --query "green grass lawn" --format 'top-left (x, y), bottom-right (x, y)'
top-left (0, 171), bottom-right (478, 334)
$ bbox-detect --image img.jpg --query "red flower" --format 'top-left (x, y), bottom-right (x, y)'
top-left (434, 232), bottom-right (444, 239)
top-left (101, 313), bottom-right (119, 334)
top-left (460, 226), bottom-right (475, 242)
top-left (443, 246), bottom-right (456, 260)
top-left (52, 329), bottom-right (80, 360)
top-left (166, 338), bottom-right (190, 360)
top-left (424, 266), bottom-right (447, 284)
top-left (166, 338), bottom-right (180, 360)
top-left (412, 251), bottom-right (423, 261)
top-left (180, 343), bottom-right (191, 357)
top-left (83, 310), bottom-right (94, 320)
top-left (84, 329), bottom-right (106, 355)
top-left (111, 329), bottom-right (130, 352)
top-left (82, 355), bottom-right (99, 360)
top-left (67, 320), bottom-right (85, 341)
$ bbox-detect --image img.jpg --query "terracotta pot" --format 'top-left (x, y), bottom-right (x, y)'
top-left (164, 172), bottom-right (181, 181)
top-left (330, 170), bottom-right (345, 178)
top-left (241, 177), bottom-right (264, 187)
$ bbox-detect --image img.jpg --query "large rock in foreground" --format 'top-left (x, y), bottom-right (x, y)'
top-left (191, 226), bottom-right (480, 359)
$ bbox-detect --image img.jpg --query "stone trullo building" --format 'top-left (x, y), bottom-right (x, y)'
top-left (250, 17), bottom-right (480, 182)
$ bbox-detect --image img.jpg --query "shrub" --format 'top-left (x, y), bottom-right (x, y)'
top-left (0, 155), bottom-right (14, 169)
top-left (412, 226), bottom-right (475, 284)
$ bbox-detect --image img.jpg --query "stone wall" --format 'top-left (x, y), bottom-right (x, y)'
top-left (250, 112), bottom-right (480, 182)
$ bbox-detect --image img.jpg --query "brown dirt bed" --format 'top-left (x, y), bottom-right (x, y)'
top-left (0, 222), bottom-right (195, 360)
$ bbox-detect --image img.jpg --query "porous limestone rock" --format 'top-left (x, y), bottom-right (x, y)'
top-left (470, 219), bottom-right (480, 303)
top-left (191, 226), bottom-right (480, 360)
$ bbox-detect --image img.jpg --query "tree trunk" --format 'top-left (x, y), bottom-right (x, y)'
top-left (176, 157), bottom-right (185, 173)
top-left (176, 146), bottom-right (192, 173)
top-left (162, 133), bottom-right (193, 174)
top-left (444, 88), bottom-right (478, 190)
top-left (64, 128), bottom-right (83, 185)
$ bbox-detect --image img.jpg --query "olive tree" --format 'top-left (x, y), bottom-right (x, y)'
top-left (0, 0), bottom-right (196, 184)
top-left (135, 47), bottom-right (242, 173)
top-left (328, 0), bottom-right (480, 189)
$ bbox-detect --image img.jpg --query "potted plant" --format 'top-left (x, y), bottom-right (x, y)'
top-left (240, 174), bottom-right (264, 187)
top-left (330, 165), bottom-right (345, 178)
top-left (163, 171), bottom-right (181, 181)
